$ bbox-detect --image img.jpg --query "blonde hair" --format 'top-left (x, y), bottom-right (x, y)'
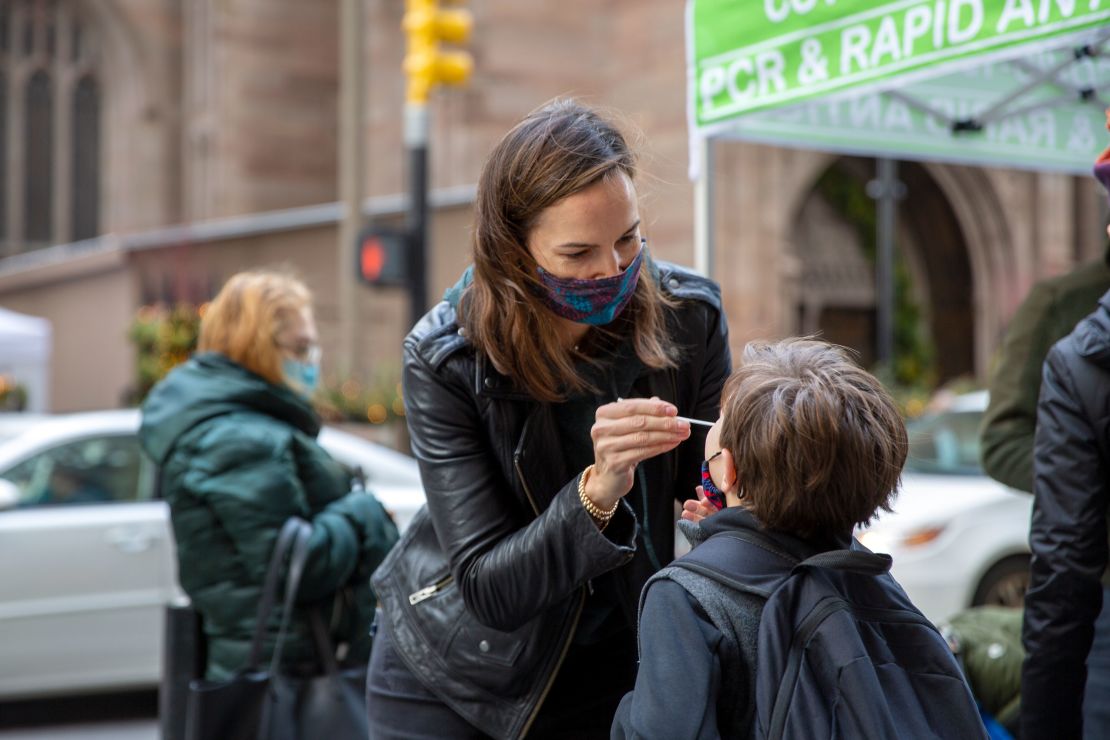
top-left (198, 271), bottom-right (312, 385)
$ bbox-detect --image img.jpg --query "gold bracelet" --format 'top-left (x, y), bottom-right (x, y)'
top-left (578, 464), bottom-right (618, 524)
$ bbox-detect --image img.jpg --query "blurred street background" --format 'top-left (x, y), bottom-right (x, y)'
top-left (0, 0), bottom-right (1107, 734)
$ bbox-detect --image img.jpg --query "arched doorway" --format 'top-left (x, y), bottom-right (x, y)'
top-left (788, 156), bottom-right (975, 385)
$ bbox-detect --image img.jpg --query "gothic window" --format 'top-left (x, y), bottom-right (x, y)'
top-left (0, 71), bottom-right (7, 237)
top-left (24, 69), bottom-right (52, 244)
top-left (1, 0), bottom-right (102, 254)
top-left (72, 74), bottom-right (98, 240)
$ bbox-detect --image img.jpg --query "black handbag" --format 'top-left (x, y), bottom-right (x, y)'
top-left (182, 517), bottom-right (369, 740)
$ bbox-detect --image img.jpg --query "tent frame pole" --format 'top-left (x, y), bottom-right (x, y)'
top-left (694, 135), bottom-right (715, 278)
top-left (960, 30), bottom-right (1110, 131)
top-left (867, 158), bottom-right (905, 371)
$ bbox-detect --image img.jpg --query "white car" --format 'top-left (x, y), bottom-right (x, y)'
top-left (857, 391), bottom-right (1033, 625)
top-left (0, 409), bottom-right (425, 700)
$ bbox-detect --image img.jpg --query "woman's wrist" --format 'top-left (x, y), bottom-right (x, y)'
top-left (578, 464), bottom-right (618, 528)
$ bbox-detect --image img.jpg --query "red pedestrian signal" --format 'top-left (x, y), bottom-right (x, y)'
top-left (357, 227), bottom-right (408, 286)
top-left (361, 239), bottom-right (386, 282)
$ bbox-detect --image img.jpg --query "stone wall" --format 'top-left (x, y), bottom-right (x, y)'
top-left (2, 0), bottom-right (1109, 414)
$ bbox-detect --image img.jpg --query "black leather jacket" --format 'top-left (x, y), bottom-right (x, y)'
top-left (1023, 289), bottom-right (1110, 740)
top-left (371, 261), bottom-right (731, 739)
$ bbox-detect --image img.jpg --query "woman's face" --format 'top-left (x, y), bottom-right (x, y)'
top-left (526, 171), bottom-right (641, 281)
top-left (276, 306), bottom-right (320, 365)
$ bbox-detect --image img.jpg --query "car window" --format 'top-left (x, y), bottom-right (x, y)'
top-left (0, 435), bottom-right (147, 507)
top-left (904, 410), bottom-right (984, 475)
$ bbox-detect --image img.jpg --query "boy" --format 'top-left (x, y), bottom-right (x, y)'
top-left (611, 338), bottom-right (984, 739)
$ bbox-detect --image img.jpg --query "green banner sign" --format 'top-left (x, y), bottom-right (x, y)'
top-left (718, 48), bottom-right (1110, 173)
top-left (690, 0), bottom-right (1110, 127)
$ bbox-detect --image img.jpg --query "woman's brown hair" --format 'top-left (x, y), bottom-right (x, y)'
top-left (461, 99), bottom-right (677, 402)
top-left (718, 338), bottom-right (908, 538)
top-left (197, 271), bottom-right (311, 386)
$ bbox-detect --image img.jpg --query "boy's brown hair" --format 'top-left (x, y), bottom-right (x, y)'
top-left (718, 337), bottom-right (907, 538)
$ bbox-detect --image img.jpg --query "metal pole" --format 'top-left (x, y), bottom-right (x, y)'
top-left (405, 103), bottom-right (429, 328)
top-left (874, 158), bottom-right (897, 368)
top-left (337, 0), bottom-right (366, 377)
top-left (693, 136), bottom-right (715, 278)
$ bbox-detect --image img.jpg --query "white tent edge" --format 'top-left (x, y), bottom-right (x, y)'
top-left (0, 306), bottom-right (52, 413)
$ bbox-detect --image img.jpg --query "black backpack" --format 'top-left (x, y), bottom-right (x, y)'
top-left (669, 528), bottom-right (988, 740)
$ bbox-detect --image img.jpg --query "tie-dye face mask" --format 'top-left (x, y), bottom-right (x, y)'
top-left (534, 242), bottom-right (645, 326)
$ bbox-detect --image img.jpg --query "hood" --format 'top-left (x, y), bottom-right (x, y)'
top-left (686, 505), bottom-right (852, 558)
top-left (1071, 288), bottom-right (1110, 368)
top-left (138, 352), bottom-right (319, 465)
top-left (443, 265), bottom-right (474, 311)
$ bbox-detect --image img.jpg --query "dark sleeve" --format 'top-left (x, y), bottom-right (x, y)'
top-left (183, 426), bottom-right (396, 603)
top-left (403, 341), bottom-right (637, 632)
top-left (980, 283), bottom-right (1058, 493)
top-left (611, 579), bottom-right (725, 740)
top-left (1021, 346), bottom-right (1109, 740)
top-left (673, 301), bottom-right (732, 503)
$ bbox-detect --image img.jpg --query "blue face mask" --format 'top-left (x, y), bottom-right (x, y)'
top-left (283, 357), bottom-right (320, 396)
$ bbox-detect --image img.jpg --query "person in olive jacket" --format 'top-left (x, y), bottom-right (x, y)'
top-left (139, 271), bottom-right (398, 680)
top-left (366, 100), bottom-right (731, 740)
top-left (980, 245), bottom-right (1110, 494)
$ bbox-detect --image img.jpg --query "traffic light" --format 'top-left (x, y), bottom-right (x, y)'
top-left (357, 226), bottom-right (408, 287)
top-left (402, 0), bottom-right (473, 105)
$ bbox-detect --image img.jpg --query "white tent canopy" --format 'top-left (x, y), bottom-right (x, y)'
top-left (0, 306), bottom-right (52, 412)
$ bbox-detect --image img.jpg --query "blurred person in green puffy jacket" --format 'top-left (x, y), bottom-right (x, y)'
top-left (138, 270), bottom-right (399, 680)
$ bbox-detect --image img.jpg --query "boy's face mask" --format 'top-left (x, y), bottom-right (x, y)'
top-left (701, 450), bottom-right (727, 511)
top-left (534, 243), bottom-right (645, 326)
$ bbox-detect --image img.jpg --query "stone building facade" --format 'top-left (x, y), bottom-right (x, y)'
top-left (0, 0), bottom-right (1105, 412)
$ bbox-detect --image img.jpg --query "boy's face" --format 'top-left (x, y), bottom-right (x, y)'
top-left (704, 415), bottom-right (723, 463)
top-left (703, 414), bottom-right (741, 508)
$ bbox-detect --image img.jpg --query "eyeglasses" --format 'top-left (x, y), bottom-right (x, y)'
top-left (278, 342), bottom-right (321, 364)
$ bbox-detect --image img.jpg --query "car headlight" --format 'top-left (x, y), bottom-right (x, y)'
top-left (858, 529), bottom-right (894, 552)
top-left (858, 525), bottom-right (945, 552)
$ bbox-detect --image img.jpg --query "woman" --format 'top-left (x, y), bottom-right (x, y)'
top-left (367, 100), bottom-right (732, 739)
top-left (139, 271), bottom-right (398, 680)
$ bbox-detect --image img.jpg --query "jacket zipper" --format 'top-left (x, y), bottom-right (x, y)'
top-left (614, 377), bottom-right (664, 573)
top-left (517, 589), bottom-right (586, 739)
top-left (408, 574), bottom-right (454, 605)
top-left (512, 429), bottom-right (585, 739)
top-left (513, 452), bottom-right (543, 517)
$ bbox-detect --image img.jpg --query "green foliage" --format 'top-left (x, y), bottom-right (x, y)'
top-left (317, 369), bottom-right (406, 425)
top-left (128, 303), bottom-right (202, 404)
top-left (0, 377), bottom-right (28, 411)
top-left (815, 165), bottom-right (936, 390)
